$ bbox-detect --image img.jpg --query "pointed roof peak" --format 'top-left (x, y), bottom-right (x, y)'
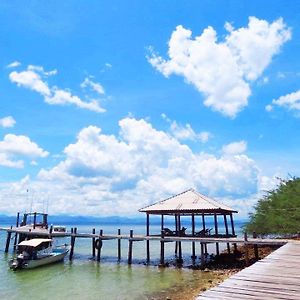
top-left (139, 189), bottom-right (237, 214)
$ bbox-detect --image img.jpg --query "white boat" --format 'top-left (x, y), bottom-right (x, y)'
top-left (10, 238), bottom-right (70, 270)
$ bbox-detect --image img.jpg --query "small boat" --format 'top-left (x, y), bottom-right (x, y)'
top-left (10, 238), bottom-right (70, 270)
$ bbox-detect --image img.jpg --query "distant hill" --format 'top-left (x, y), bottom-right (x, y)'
top-left (0, 213), bottom-right (247, 227)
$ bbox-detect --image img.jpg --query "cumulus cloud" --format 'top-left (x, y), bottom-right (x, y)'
top-left (267, 90), bottom-right (300, 112)
top-left (7, 61), bottom-right (21, 68)
top-left (161, 113), bottom-right (212, 143)
top-left (20, 117), bottom-right (260, 215)
top-left (9, 65), bottom-right (105, 113)
top-left (0, 116), bottom-right (16, 128)
top-left (222, 141), bottom-right (247, 155)
top-left (81, 77), bottom-right (105, 95)
top-left (0, 134), bottom-right (48, 168)
top-left (148, 17), bottom-right (291, 117)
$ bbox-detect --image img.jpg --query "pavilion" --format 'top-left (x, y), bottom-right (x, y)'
top-left (139, 188), bottom-right (238, 262)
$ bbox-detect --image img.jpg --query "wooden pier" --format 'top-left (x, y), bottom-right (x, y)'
top-left (197, 241), bottom-right (300, 299)
top-left (0, 225), bottom-right (290, 265)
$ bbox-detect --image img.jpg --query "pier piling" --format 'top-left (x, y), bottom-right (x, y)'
top-left (159, 230), bottom-right (165, 266)
top-left (5, 226), bottom-right (12, 253)
top-left (96, 229), bottom-right (103, 262)
top-left (69, 227), bottom-right (77, 261)
top-left (117, 229), bottom-right (121, 261)
top-left (92, 228), bottom-right (96, 257)
top-left (128, 230), bottom-right (133, 265)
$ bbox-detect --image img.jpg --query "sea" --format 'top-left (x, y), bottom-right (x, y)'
top-left (0, 221), bottom-right (244, 300)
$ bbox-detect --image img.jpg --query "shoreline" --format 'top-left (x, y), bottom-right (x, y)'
top-left (148, 244), bottom-right (279, 300)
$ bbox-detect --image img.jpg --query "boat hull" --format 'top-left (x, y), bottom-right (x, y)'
top-left (24, 250), bottom-right (69, 269)
top-left (10, 247), bottom-right (70, 270)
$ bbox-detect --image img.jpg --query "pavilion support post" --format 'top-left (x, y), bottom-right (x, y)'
top-left (92, 228), bottom-right (96, 257)
top-left (230, 213), bottom-right (238, 253)
top-left (128, 230), bottom-right (133, 265)
top-left (224, 215), bottom-right (230, 254)
top-left (202, 214), bottom-right (208, 254)
top-left (177, 215), bottom-right (182, 264)
top-left (200, 243), bottom-right (205, 267)
top-left (214, 214), bottom-right (219, 256)
top-left (5, 226), bottom-right (12, 253)
top-left (13, 212), bottom-right (20, 251)
top-left (118, 229), bottom-right (121, 261)
top-left (146, 214), bottom-right (150, 263)
top-left (159, 230), bottom-right (165, 267)
top-left (174, 215), bottom-right (178, 257)
top-left (191, 214), bottom-right (196, 260)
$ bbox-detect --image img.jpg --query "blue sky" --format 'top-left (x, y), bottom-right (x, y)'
top-left (0, 1), bottom-right (299, 217)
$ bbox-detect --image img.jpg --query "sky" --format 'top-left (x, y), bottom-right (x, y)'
top-left (0, 0), bottom-right (300, 218)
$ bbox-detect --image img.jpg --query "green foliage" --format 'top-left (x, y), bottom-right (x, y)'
top-left (245, 177), bottom-right (300, 235)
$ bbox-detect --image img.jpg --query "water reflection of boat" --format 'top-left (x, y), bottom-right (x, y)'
top-left (10, 238), bottom-right (70, 270)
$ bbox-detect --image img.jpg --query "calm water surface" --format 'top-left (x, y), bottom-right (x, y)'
top-left (0, 223), bottom-right (242, 299)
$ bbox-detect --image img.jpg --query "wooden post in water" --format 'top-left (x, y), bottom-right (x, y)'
top-left (128, 230), bottom-right (133, 265)
top-left (49, 225), bottom-right (53, 239)
top-left (13, 212), bottom-right (20, 251)
top-left (191, 214), bottom-right (196, 260)
top-left (96, 229), bottom-right (103, 262)
top-left (177, 215), bottom-right (182, 264)
top-left (5, 226), bottom-right (12, 253)
top-left (244, 232), bottom-right (249, 266)
top-left (224, 215), bottom-right (230, 254)
top-left (214, 213), bottom-right (219, 256)
top-left (92, 228), bottom-right (96, 257)
top-left (230, 213), bottom-right (238, 253)
top-left (33, 212), bottom-right (37, 229)
top-left (200, 243), bottom-right (205, 267)
top-left (202, 214), bottom-right (208, 255)
top-left (159, 230), bottom-right (165, 266)
top-left (146, 214), bottom-right (150, 263)
top-left (253, 231), bottom-right (259, 260)
top-left (118, 229), bottom-right (121, 261)
top-left (174, 214), bottom-right (178, 257)
top-left (69, 227), bottom-right (76, 260)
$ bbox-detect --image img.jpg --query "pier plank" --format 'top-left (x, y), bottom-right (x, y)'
top-left (197, 242), bottom-right (300, 300)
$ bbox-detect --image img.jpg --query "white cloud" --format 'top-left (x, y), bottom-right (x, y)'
top-left (222, 140), bottom-right (247, 155)
top-left (170, 121), bottom-right (211, 143)
top-left (7, 61), bottom-right (21, 68)
top-left (80, 77), bottom-right (105, 95)
top-left (0, 116), bottom-right (16, 128)
top-left (268, 90), bottom-right (300, 112)
top-left (26, 117), bottom-right (260, 216)
top-left (9, 65), bottom-right (105, 113)
top-left (148, 17), bottom-right (291, 117)
top-left (0, 134), bottom-right (48, 169)
top-left (9, 69), bottom-right (51, 96)
top-left (265, 104), bottom-right (273, 112)
top-left (162, 114), bottom-right (212, 143)
top-left (45, 88), bottom-right (105, 113)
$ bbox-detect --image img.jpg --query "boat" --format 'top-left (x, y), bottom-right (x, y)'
top-left (9, 238), bottom-right (70, 270)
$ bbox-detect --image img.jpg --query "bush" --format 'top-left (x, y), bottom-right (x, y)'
top-left (245, 177), bottom-right (300, 235)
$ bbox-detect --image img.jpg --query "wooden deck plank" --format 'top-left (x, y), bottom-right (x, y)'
top-left (197, 242), bottom-right (300, 300)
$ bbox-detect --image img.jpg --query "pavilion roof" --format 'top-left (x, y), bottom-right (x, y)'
top-left (139, 189), bottom-right (238, 215)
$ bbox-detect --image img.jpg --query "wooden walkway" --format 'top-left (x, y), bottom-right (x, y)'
top-left (0, 226), bottom-right (289, 245)
top-left (197, 242), bottom-right (300, 300)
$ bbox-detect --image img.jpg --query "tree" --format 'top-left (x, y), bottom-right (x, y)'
top-left (245, 177), bottom-right (300, 235)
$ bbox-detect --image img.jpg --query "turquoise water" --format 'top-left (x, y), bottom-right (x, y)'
top-left (0, 223), bottom-right (242, 299)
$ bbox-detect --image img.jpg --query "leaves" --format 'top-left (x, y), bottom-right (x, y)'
top-left (245, 177), bottom-right (300, 235)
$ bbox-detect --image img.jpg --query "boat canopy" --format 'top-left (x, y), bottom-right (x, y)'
top-left (18, 238), bottom-right (52, 248)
